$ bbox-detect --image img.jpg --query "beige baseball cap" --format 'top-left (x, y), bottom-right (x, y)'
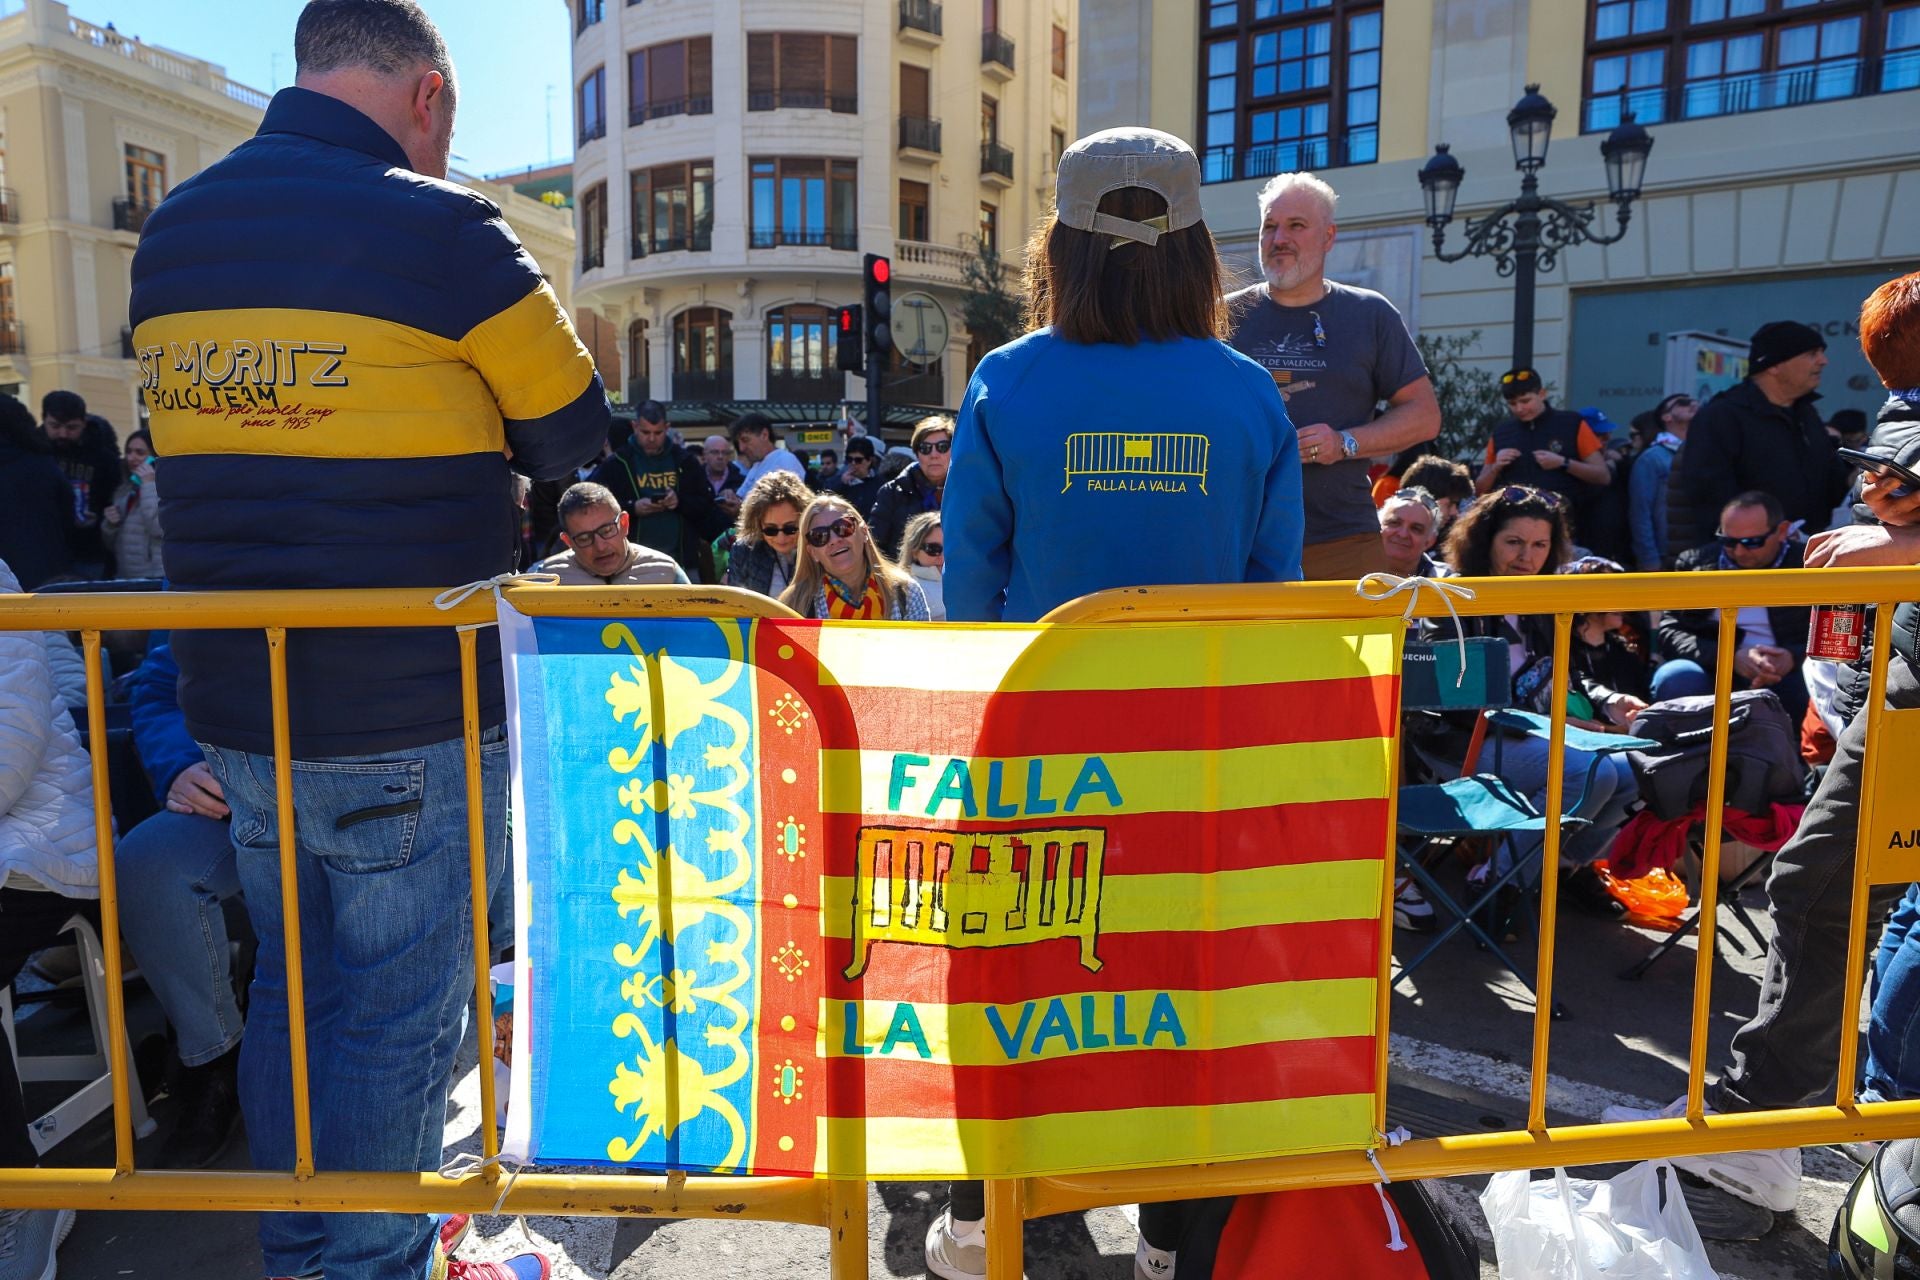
top-left (1054, 127), bottom-right (1204, 247)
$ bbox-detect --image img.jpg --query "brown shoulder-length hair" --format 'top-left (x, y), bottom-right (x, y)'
top-left (1443, 486), bottom-right (1574, 578)
top-left (1024, 186), bottom-right (1227, 346)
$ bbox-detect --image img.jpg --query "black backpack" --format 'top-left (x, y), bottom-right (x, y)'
top-left (1625, 689), bottom-right (1809, 821)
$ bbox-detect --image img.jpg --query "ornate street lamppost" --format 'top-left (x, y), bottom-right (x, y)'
top-left (1417, 84), bottom-right (1655, 370)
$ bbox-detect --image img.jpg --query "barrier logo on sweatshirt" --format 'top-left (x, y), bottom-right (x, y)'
top-left (1061, 432), bottom-right (1210, 495)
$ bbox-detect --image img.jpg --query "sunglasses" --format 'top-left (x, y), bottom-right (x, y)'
top-left (1392, 485), bottom-right (1440, 518)
top-left (915, 437), bottom-right (953, 455)
top-left (1500, 370), bottom-right (1537, 386)
top-left (806, 516), bottom-right (861, 547)
top-left (1716, 532), bottom-right (1772, 549)
top-left (922, 542), bottom-right (944, 556)
top-left (761, 522), bottom-right (800, 538)
top-left (1498, 485), bottom-right (1563, 509)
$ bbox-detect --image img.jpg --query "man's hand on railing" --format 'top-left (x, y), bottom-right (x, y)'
top-left (1805, 521), bottom-right (1920, 569)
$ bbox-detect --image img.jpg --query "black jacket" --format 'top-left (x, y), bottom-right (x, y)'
top-left (0, 438), bottom-right (77, 589)
top-left (869, 462), bottom-right (942, 559)
top-left (1658, 541), bottom-right (1811, 669)
top-left (827, 470), bottom-right (884, 521)
top-left (1666, 379), bottom-right (1848, 553)
top-left (591, 441), bottom-right (718, 571)
top-left (1487, 405), bottom-right (1601, 502)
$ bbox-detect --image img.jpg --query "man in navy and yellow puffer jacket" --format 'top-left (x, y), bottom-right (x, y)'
top-left (126, 5), bottom-right (605, 1280)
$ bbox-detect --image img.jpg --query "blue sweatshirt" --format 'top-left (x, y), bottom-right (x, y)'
top-left (943, 329), bottom-right (1304, 623)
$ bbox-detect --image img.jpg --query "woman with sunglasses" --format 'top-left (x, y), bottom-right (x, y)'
top-left (780, 494), bottom-right (930, 620)
top-left (897, 511), bottom-right (946, 621)
top-left (869, 416), bottom-right (951, 561)
top-left (1418, 486), bottom-right (1640, 926)
top-left (724, 470), bottom-right (812, 600)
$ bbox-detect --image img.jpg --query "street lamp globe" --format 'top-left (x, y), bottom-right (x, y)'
top-left (1600, 113), bottom-right (1655, 202)
top-left (1417, 144), bottom-right (1465, 228)
top-left (1507, 83), bottom-right (1557, 171)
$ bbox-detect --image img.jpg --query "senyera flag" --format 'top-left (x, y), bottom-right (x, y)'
top-left (499, 603), bottom-right (1403, 1179)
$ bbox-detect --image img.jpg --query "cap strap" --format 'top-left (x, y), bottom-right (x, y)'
top-left (1091, 212), bottom-right (1169, 247)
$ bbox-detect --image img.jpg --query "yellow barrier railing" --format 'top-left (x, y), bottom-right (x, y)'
top-left (3, 570), bottom-right (1920, 1280)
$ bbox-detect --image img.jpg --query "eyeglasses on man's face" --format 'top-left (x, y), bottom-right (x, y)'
top-left (566, 519), bottom-right (625, 547)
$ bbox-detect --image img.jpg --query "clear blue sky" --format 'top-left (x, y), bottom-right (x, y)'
top-left (76, 0), bottom-right (575, 175)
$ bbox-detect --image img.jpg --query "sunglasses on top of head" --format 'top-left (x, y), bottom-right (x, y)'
top-left (806, 515), bottom-right (861, 547)
top-left (1498, 485), bottom-right (1563, 509)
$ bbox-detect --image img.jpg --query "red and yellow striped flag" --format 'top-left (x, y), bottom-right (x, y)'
top-left (756, 617), bottom-right (1402, 1178)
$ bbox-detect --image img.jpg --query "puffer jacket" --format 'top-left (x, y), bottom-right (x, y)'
top-left (0, 558), bottom-right (98, 897)
top-left (129, 87), bottom-right (609, 756)
top-left (102, 471), bottom-right (165, 579)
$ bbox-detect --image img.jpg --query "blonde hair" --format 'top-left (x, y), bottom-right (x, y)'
top-left (1255, 171), bottom-right (1338, 220)
top-left (780, 494), bottom-right (917, 618)
top-left (734, 470), bottom-right (812, 544)
top-left (898, 511), bottom-right (942, 567)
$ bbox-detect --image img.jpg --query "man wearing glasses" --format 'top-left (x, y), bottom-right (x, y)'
top-left (1627, 392), bottom-right (1697, 571)
top-left (1476, 367), bottom-right (1611, 505)
top-left (870, 416), bottom-right (951, 559)
top-left (537, 482), bottom-right (689, 585)
top-left (1652, 489), bottom-right (1809, 725)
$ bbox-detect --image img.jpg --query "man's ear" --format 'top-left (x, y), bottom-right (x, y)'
top-left (412, 70), bottom-right (445, 131)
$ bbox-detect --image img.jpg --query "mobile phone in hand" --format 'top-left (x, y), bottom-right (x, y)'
top-left (1838, 447), bottom-right (1920, 497)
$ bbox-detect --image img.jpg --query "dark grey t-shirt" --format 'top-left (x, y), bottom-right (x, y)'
top-left (1226, 280), bottom-right (1427, 544)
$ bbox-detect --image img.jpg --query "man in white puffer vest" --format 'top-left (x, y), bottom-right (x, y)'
top-left (0, 554), bottom-right (96, 1280)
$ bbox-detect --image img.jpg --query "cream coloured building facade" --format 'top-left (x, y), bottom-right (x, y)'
top-left (1080, 0), bottom-right (1920, 429)
top-left (566, 0), bottom-right (1076, 419)
top-left (0, 0), bottom-right (579, 431)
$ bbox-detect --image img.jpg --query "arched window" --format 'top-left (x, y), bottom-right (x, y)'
top-left (765, 304), bottom-right (840, 402)
top-left (671, 308), bottom-right (732, 400)
top-left (626, 318), bottom-right (650, 404)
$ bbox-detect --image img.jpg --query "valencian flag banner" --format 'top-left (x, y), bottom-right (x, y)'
top-left (499, 604), bottom-right (1404, 1179)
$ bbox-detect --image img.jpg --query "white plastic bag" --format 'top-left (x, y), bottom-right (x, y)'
top-left (1480, 1160), bottom-right (1718, 1279)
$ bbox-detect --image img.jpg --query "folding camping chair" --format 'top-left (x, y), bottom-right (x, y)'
top-left (1395, 639), bottom-right (1656, 1015)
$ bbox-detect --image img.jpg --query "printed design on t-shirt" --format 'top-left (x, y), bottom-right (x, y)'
top-left (1061, 432), bottom-right (1210, 495)
top-left (1267, 369), bottom-right (1319, 402)
top-left (1250, 314), bottom-right (1330, 406)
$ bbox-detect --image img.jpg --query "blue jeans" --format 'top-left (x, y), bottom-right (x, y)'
top-left (1864, 884), bottom-right (1920, 1103)
top-left (1489, 732), bottom-right (1639, 878)
top-left (115, 810), bottom-right (244, 1066)
top-left (199, 729), bottom-right (506, 1280)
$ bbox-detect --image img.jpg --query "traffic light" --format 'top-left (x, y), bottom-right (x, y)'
top-left (835, 304), bottom-right (864, 375)
top-left (863, 254), bottom-right (892, 359)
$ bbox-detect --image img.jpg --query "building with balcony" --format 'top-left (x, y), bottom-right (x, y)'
top-left (0, 0), bottom-right (585, 432)
top-left (1080, 0), bottom-right (1920, 431)
top-left (567, 0), bottom-right (1074, 425)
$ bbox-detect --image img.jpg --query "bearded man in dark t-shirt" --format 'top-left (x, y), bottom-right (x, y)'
top-left (1226, 173), bottom-right (1438, 580)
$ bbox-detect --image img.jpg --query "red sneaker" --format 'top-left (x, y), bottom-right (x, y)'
top-left (446, 1255), bottom-right (551, 1280)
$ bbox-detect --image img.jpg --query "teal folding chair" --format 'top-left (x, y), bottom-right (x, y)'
top-left (1395, 639), bottom-right (1655, 1013)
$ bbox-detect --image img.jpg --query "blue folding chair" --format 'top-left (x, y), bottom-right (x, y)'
top-left (1395, 639), bottom-right (1655, 1012)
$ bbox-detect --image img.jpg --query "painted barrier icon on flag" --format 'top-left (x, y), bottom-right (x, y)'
top-left (843, 826), bottom-right (1107, 979)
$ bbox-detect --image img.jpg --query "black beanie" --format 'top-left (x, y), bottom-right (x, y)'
top-left (1748, 320), bottom-right (1825, 374)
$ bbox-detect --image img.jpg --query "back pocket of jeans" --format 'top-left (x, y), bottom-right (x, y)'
top-left (291, 758), bottom-right (426, 874)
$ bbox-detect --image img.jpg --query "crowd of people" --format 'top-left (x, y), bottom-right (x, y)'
top-left (3, 2), bottom-right (1920, 1278)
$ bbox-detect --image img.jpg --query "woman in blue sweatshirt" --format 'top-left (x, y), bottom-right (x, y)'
top-left (942, 128), bottom-right (1303, 626)
top-left (928, 127), bottom-right (1304, 1280)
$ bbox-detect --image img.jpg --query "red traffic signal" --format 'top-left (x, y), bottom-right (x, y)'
top-left (871, 258), bottom-right (890, 285)
top-left (836, 304), bottom-right (865, 374)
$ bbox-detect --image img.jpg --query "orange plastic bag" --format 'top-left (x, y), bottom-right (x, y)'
top-left (1594, 862), bottom-right (1689, 925)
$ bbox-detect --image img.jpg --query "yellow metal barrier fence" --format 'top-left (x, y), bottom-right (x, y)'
top-left (2, 570), bottom-right (1919, 1280)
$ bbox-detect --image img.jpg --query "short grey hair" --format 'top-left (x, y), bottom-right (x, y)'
top-left (1256, 171), bottom-right (1338, 220)
top-left (295, 0), bottom-right (456, 104)
top-left (558, 481), bottom-right (621, 525)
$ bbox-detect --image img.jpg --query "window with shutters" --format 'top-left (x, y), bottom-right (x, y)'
top-left (1053, 24), bottom-right (1069, 76)
top-left (979, 202), bottom-right (998, 254)
top-left (629, 38), bottom-right (713, 123)
top-left (578, 67), bottom-right (606, 142)
top-left (580, 182), bottom-right (607, 270)
top-left (899, 179), bottom-right (930, 241)
top-left (0, 262), bottom-right (17, 354)
top-left (124, 145), bottom-right (166, 209)
top-left (627, 318), bottom-right (650, 403)
top-left (672, 308), bottom-right (733, 399)
top-left (630, 161), bottom-right (714, 256)
top-left (749, 157), bottom-right (859, 249)
top-left (747, 33), bottom-right (859, 112)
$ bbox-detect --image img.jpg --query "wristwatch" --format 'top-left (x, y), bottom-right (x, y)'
top-left (1340, 430), bottom-right (1360, 460)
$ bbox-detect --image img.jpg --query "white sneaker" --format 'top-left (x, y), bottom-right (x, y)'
top-left (924, 1211), bottom-right (986, 1280)
top-left (1595, 1096), bottom-right (1802, 1212)
top-left (1393, 877), bottom-right (1436, 932)
top-left (0, 1207), bottom-right (75, 1280)
top-left (1133, 1236), bottom-right (1176, 1280)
